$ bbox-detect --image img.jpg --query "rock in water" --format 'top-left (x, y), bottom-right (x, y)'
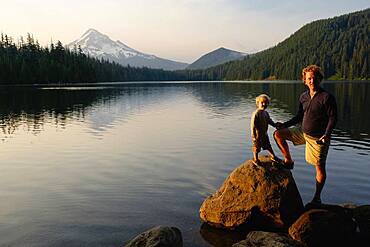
top-left (353, 205), bottom-right (370, 239)
top-left (199, 156), bottom-right (304, 229)
top-left (232, 231), bottom-right (305, 247)
top-left (288, 208), bottom-right (356, 247)
top-left (124, 226), bottom-right (183, 247)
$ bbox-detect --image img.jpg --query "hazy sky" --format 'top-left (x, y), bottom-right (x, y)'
top-left (1, 0), bottom-right (369, 63)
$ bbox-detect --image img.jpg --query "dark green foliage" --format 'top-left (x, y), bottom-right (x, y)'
top-left (1, 8), bottom-right (368, 84)
top-left (184, 8), bottom-right (370, 81)
top-left (0, 34), bottom-right (185, 84)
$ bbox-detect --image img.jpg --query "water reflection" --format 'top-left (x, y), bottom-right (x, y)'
top-left (1, 82), bottom-right (370, 151)
top-left (0, 85), bottom-right (182, 138)
top-left (188, 82), bottom-right (370, 152)
top-left (0, 82), bottom-right (369, 247)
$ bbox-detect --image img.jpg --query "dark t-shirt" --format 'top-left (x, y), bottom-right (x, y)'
top-left (284, 87), bottom-right (337, 137)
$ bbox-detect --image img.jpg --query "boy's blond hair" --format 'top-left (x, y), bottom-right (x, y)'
top-left (255, 94), bottom-right (270, 105)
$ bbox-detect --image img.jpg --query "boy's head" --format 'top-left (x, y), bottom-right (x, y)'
top-left (255, 94), bottom-right (270, 110)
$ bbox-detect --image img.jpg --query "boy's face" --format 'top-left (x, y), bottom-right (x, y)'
top-left (257, 99), bottom-right (268, 110)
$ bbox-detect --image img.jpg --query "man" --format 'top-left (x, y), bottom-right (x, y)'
top-left (274, 65), bottom-right (337, 204)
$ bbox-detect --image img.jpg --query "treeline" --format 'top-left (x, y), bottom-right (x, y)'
top-left (0, 34), bottom-right (185, 84)
top-left (1, 8), bottom-right (369, 84)
top-left (184, 8), bottom-right (370, 81)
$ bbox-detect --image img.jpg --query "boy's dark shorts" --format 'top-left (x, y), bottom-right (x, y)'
top-left (253, 135), bottom-right (272, 153)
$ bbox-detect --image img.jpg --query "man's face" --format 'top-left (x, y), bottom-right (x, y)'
top-left (304, 71), bottom-right (320, 91)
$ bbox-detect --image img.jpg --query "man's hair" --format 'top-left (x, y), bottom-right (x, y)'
top-left (256, 94), bottom-right (270, 104)
top-left (302, 65), bottom-right (324, 82)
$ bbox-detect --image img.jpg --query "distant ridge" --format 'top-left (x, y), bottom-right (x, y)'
top-left (186, 47), bottom-right (246, 70)
top-left (188, 8), bottom-right (370, 80)
top-left (67, 29), bottom-right (188, 71)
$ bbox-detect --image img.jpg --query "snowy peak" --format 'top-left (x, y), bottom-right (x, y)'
top-left (67, 29), bottom-right (188, 70)
top-left (68, 28), bottom-right (143, 59)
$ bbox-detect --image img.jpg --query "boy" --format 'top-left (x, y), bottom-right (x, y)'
top-left (250, 94), bottom-right (281, 165)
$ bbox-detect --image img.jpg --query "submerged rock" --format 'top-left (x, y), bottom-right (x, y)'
top-left (199, 156), bottom-right (304, 229)
top-left (288, 207), bottom-right (356, 247)
top-left (232, 231), bottom-right (305, 247)
top-left (124, 226), bottom-right (182, 247)
top-left (353, 205), bottom-right (370, 239)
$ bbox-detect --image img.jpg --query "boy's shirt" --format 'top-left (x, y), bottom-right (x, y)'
top-left (250, 109), bottom-right (275, 142)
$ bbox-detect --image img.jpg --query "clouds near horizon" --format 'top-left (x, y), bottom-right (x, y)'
top-left (1, 0), bottom-right (369, 63)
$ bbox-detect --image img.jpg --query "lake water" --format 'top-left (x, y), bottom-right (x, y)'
top-left (0, 81), bottom-right (369, 247)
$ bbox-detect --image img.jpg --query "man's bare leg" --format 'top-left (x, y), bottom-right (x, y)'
top-left (273, 129), bottom-right (294, 163)
top-left (312, 164), bottom-right (326, 203)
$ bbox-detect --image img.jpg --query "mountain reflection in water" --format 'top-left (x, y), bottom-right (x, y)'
top-left (1, 82), bottom-right (369, 150)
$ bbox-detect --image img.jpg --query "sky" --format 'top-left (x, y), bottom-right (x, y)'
top-left (1, 0), bottom-right (369, 63)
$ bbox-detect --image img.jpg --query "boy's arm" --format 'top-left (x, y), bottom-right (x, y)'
top-left (250, 112), bottom-right (258, 144)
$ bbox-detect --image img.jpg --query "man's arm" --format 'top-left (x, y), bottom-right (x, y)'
top-left (267, 112), bottom-right (276, 128)
top-left (283, 101), bottom-right (304, 128)
top-left (324, 94), bottom-right (338, 136)
top-left (319, 94), bottom-right (338, 143)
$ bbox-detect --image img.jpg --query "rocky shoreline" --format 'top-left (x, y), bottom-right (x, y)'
top-left (124, 156), bottom-right (370, 247)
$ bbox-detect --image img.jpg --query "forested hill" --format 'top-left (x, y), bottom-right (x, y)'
top-left (184, 8), bottom-right (369, 81)
top-left (0, 35), bottom-right (184, 84)
top-left (1, 8), bottom-right (368, 84)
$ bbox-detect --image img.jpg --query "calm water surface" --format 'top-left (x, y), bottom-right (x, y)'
top-left (0, 81), bottom-right (369, 247)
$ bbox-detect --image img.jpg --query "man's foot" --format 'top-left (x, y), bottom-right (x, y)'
top-left (271, 156), bottom-right (283, 164)
top-left (283, 160), bottom-right (294, 170)
top-left (310, 197), bottom-right (322, 204)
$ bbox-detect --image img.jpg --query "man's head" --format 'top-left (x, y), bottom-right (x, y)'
top-left (302, 65), bottom-right (324, 92)
top-left (255, 94), bottom-right (270, 110)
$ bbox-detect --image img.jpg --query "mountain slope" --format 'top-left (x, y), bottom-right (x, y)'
top-left (187, 8), bottom-right (369, 80)
top-left (0, 33), bottom-right (185, 84)
top-left (186, 47), bottom-right (246, 70)
top-left (67, 29), bottom-right (188, 71)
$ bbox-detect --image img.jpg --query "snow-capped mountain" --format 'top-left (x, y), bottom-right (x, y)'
top-left (187, 47), bottom-right (247, 70)
top-left (67, 29), bottom-right (188, 71)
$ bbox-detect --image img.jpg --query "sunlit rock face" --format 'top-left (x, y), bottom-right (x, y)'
top-left (199, 156), bottom-right (304, 229)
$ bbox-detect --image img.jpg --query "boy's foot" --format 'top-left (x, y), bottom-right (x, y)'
top-left (282, 160), bottom-right (294, 170)
top-left (252, 159), bottom-right (261, 166)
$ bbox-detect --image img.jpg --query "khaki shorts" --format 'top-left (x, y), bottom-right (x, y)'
top-left (283, 126), bottom-right (330, 166)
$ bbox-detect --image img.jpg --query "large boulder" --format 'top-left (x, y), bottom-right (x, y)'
top-left (232, 231), bottom-right (305, 247)
top-left (199, 156), bottom-right (304, 229)
top-left (288, 208), bottom-right (356, 247)
top-left (124, 226), bottom-right (183, 247)
top-left (353, 205), bottom-right (370, 240)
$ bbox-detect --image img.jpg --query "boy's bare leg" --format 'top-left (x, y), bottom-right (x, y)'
top-left (274, 129), bottom-right (294, 163)
top-left (252, 147), bottom-right (260, 165)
